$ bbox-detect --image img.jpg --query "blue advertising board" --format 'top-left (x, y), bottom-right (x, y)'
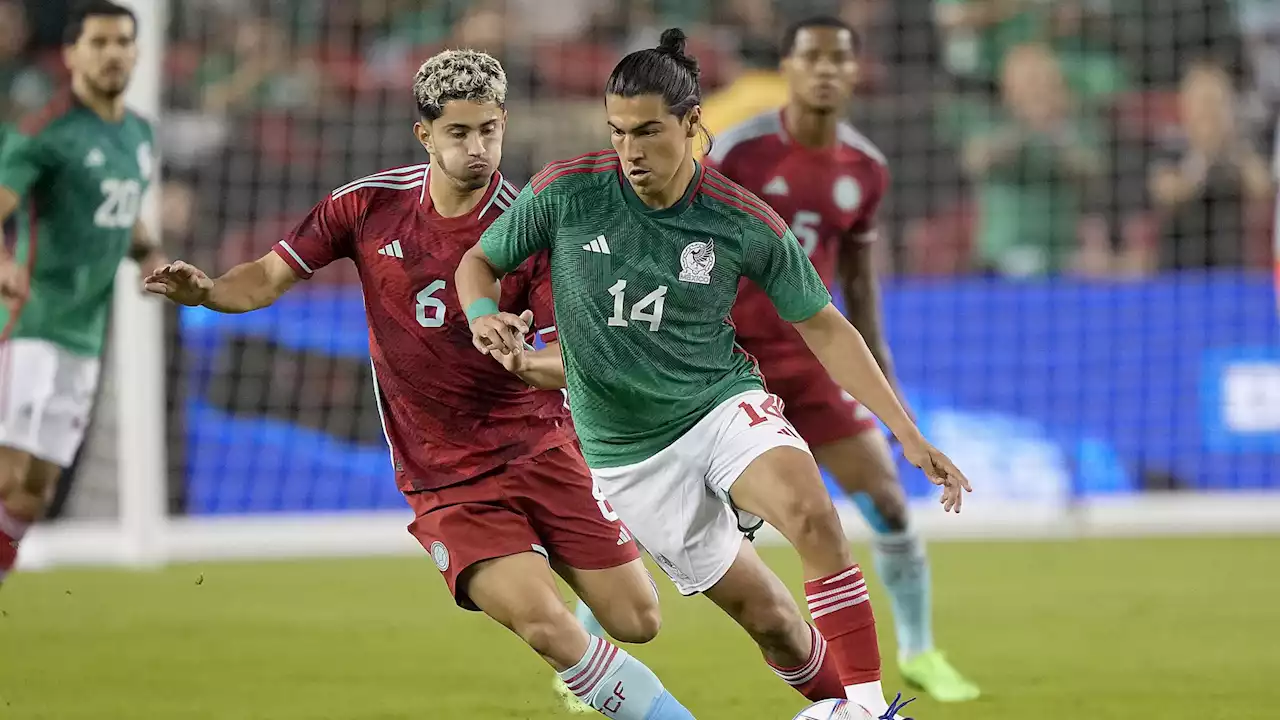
top-left (178, 272), bottom-right (1279, 515)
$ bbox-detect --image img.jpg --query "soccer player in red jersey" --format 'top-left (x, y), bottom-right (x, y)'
top-left (144, 50), bottom-right (696, 720)
top-left (703, 17), bottom-right (981, 701)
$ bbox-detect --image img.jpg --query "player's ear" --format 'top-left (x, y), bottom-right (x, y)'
top-left (685, 106), bottom-right (702, 139)
top-left (413, 120), bottom-right (433, 154)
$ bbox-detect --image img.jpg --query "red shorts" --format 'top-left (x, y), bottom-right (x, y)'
top-left (405, 443), bottom-right (640, 610)
top-left (757, 353), bottom-right (879, 448)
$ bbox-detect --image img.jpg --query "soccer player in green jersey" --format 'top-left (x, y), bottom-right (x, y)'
top-left (458, 28), bottom-right (970, 718)
top-left (0, 1), bottom-right (164, 586)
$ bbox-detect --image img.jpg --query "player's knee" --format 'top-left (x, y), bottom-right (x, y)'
top-left (775, 491), bottom-right (844, 548)
top-left (869, 488), bottom-right (909, 532)
top-left (510, 606), bottom-right (579, 660)
top-left (602, 598), bottom-right (662, 644)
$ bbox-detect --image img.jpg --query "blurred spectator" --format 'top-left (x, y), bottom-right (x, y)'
top-left (934, 0), bottom-right (1127, 105)
top-left (695, 35), bottom-right (787, 157)
top-left (0, 0), bottom-right (52, 126)
top-left (1147, 61), bottom-right (1273, 269)
top-left (196, 14), bottom-right (319, 115)
top-left (959, 44), bottom-right (1105, 276)
top-left (1234, 0), bottom-right (1280, 120)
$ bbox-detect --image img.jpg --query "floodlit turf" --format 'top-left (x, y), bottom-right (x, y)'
top-left (1, 537), bottom-right (1277, 719)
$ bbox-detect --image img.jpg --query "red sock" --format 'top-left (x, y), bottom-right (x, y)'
top-left (0, 505), bottom-right (33, 580)
top-left (805, 565), bottom-right (882, 686)
top-left (766, 623), bottom-right (845, 701)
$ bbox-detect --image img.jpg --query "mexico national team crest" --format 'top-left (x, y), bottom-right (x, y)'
top-left (679, 240), bottom-right (715, 285)
top-left (834, 176), bottom-right (861, 212)
top-left (429, 541), bottom-right (450, 572)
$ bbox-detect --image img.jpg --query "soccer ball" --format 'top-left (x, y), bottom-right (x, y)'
top-left (792, 699), bottom-right (878, 720)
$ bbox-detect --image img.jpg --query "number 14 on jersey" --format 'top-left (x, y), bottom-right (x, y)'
top-left (607, 280), bottom-right (667, 331)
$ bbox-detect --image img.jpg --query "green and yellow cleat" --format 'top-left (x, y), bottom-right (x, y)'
top-left (553, 676), bottom-right (595, 715)
top-left (898, 650), bottom-right (981, 703)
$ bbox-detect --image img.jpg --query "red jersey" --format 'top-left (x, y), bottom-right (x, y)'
top-left (706, 110), bottom-right (888, 361)
top-left (272, 164), bottom-right (574, 492)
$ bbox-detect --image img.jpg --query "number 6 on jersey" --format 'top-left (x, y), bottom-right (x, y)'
top-left (607, 280), bottom-right (667, 331)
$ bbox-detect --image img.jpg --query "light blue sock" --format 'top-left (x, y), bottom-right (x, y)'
top-left (558, 635), bottom-right (696, 719)
top-left (575, 600), bottom-right (607, 639)
top-left (852, 493), bottom-right (934, 661)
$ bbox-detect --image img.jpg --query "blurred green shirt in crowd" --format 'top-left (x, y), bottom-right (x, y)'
top-left (935, 0), bottom-right (1128, 104)
top-left (951, 101), bottom-right (1104, 276)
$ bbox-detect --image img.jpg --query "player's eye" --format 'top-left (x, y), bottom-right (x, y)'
top-left (451, 131), bottom-right (468, 139)
top-left (610, 128), bottom-right (624, 137)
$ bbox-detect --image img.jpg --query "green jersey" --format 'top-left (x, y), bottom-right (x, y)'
top-left (481, 151), bottom-right (831, 468)
top-left (0, 96), bottom-right (155, 356)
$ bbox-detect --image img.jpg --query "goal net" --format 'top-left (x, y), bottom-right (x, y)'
top-left (20, 0), bottom-right (1280, 569)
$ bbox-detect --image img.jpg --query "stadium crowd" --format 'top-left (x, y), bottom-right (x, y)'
top-left (2, 0), bottom-right (1275, 277)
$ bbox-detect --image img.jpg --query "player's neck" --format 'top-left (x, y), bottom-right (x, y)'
top-left (643, 157), bottom-right (697, 211)
top-left (71, 77), bottom-right (126, 123)
top-left (429, 170), bottom-right (490, 218)
top-left (783, 104), bottom-right (837, 149)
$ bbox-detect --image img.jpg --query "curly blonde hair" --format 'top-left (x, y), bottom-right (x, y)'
top-left (413, 49), bottom-right (507, 121)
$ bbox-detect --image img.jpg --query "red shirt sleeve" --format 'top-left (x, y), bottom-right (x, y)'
top-left (849, 161), bottom-right (889, 242)
top-left (272, 193), bottom-right (358, 279)
top-left (525, 250), bottom-right (559, 344)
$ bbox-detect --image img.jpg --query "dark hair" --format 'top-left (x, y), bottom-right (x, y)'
top-left (780, 16), bottom-right (861, 57)
top-left (605, 28), bottom-right (702, 120)
top-left (64, 0), bottom-right (137, 45)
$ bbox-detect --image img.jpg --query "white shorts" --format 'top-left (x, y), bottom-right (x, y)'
top-left (0, 338), bottom-right (101, 467)
top-left (590, 390), bottom-right (811, 595)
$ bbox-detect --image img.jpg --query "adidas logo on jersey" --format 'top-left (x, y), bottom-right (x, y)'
top-left (377, 240), bottom-right (404, 258)
top-left (763, 176), bottom-right (789, 196)
top-left (582, 235), bottom-right (612, 254)
top-left (84, 148), bottom-right (106, 168)
top-left (617, 525), bottom-right (632, 545)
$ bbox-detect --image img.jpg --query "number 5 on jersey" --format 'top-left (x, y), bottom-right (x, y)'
top-left (607, 280), bottom-right (667, 331)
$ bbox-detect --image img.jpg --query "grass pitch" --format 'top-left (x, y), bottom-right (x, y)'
top-left (1, 537), bottom-right (1277, 719)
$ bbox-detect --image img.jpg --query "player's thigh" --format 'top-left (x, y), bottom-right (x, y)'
top-left (404, 484), bottom-right (545, 612)
top-left (589, 442), bottom-right (743, 597)
top-left (554, 557), bottom-right (661, 644)
top-left (502, 445), bottom-right (658, 642)
top-left (811, 430), bottom-right (908, 531)
top-left (702, 390), bottom-right (836, 538)
top-left (465, 551), bottom-right (590, 668)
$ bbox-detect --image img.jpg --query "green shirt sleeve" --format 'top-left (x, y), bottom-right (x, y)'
top-left (480, 183), bottom-right (557, 274)
top-left (0, 130), bottom-right (56, 198)
top-left (741, 225), bottom-right (832, 323)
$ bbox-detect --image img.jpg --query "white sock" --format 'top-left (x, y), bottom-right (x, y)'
top-left (845, 679), bottom-right (888, 716)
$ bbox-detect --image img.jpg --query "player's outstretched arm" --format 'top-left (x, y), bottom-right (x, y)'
top-left (839, 238), bottom-right (912, 422)
top-left (793, 304), bottom-right (972, 511)
top-left (456, 242), bottom-right (528, 355)
top-left (143, 252), bottom-right (298, 313)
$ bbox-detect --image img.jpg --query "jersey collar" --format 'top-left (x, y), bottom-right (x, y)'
top-left (421, 166), bottom-right (506, 226)
top-left (617, 160), bottom-right (705, 218)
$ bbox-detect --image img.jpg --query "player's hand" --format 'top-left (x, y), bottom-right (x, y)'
top-left (137, 251), bottom-right (170, 283)
top-left (0, 256), bottom-right (29, 310)
top-left (902, 440), bottom-right (972, 513)
top-left (488, 344), bottom-right (529, 375)
top-left (470, 309), bottom-right (530, 355)
top-left (142, 260), bottom-right (214, 306)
